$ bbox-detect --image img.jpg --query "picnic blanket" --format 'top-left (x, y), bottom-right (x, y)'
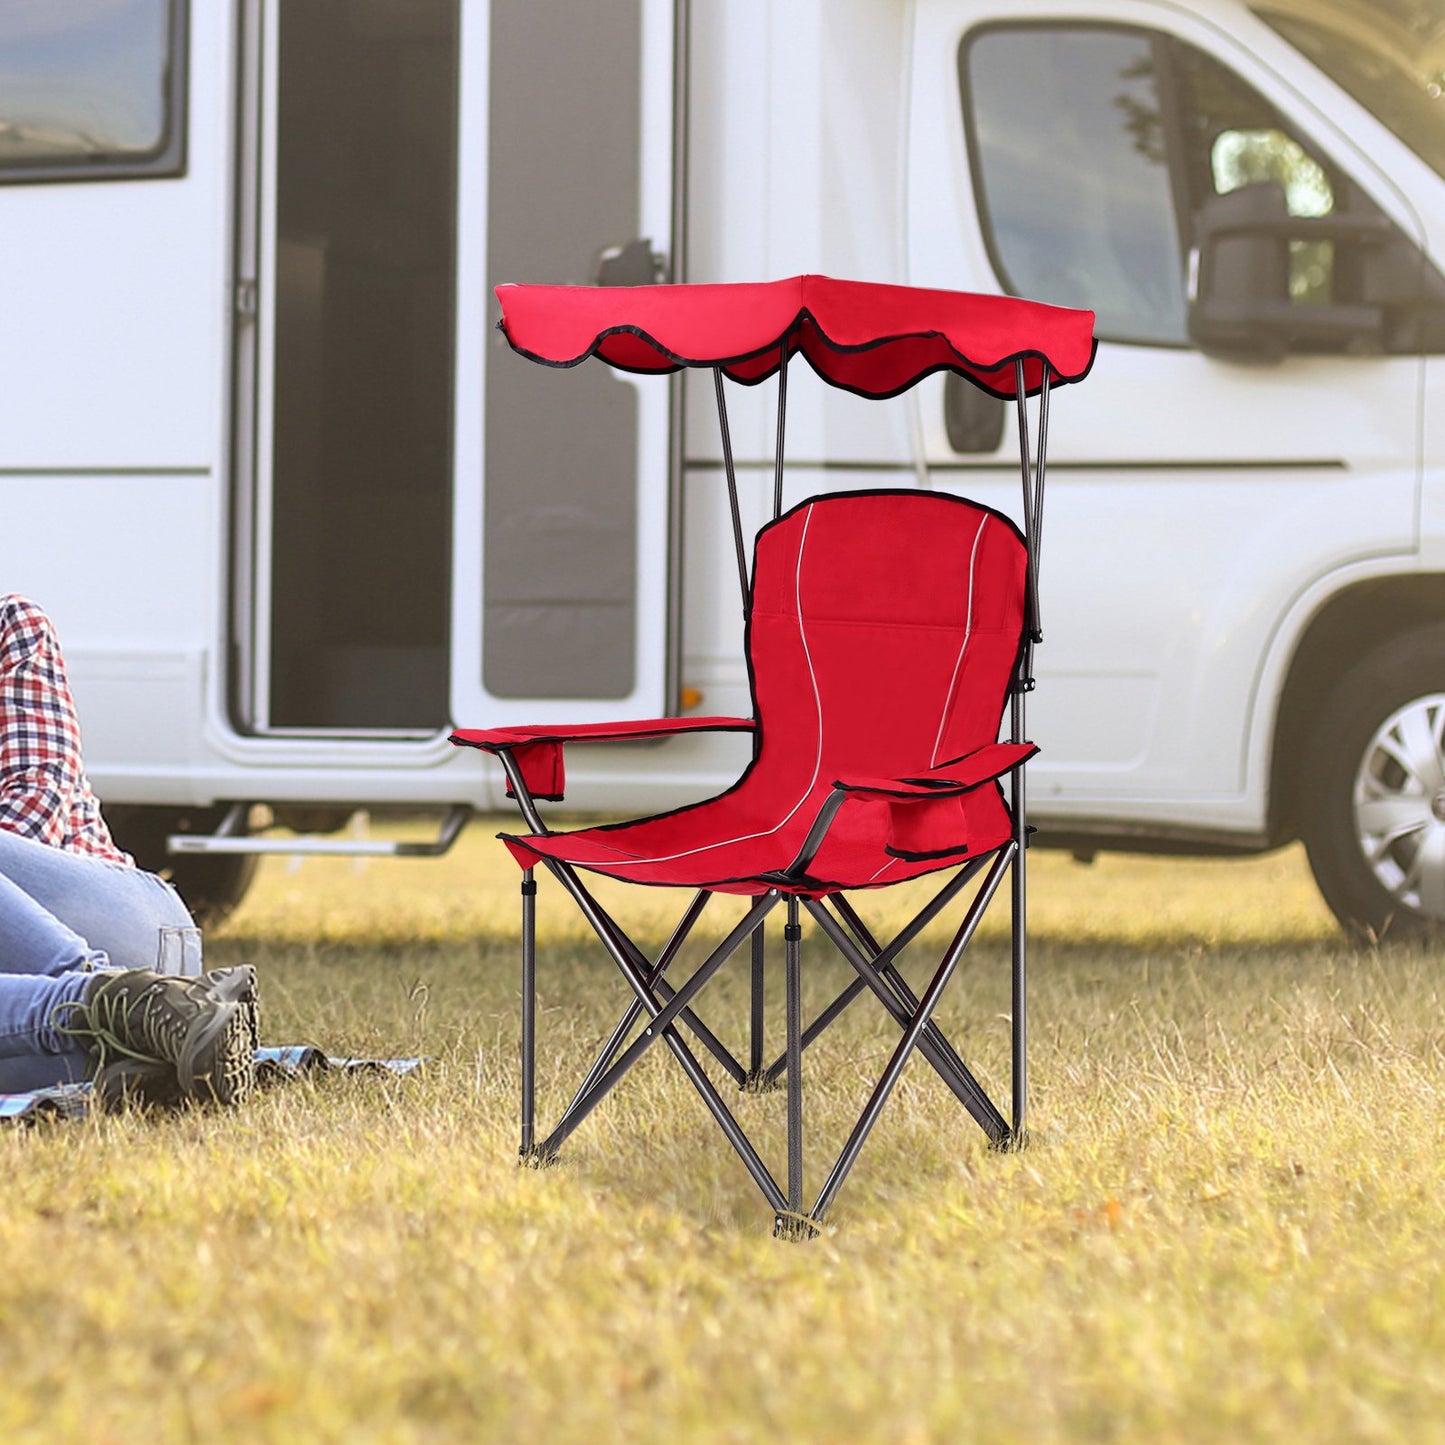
top-left (0, 1047), bottom-right (424, 1122)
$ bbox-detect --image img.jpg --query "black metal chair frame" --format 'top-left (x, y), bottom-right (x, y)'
top-left (486, 359), bottom-right (1052, 1239)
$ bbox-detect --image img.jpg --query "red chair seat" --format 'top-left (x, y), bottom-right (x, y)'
top-left (470, 490), bottom-right (1032, 894)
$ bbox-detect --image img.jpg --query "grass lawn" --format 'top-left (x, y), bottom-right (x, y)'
top-left (2, 826), bottom-right (1443, 1443)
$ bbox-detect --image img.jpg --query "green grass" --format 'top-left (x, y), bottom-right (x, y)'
top-left (4, 828), bottom-right (1443, 1443)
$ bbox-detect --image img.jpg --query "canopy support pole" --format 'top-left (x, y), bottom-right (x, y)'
top-left (1011, 361), bottom-right (1053, 642)
top-left (773, 341), bottom-right (789, 519)
top-left (1013, 361), bottom-right (1039, 643)
top-left (1033, 369), bottom-right (1052, 569)
top-left (1007, 360), bottom-right (1053, 1144)
top-left (713, 367), bottom-right (751, 612)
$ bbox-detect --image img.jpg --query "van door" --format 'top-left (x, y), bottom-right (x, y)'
top-left (449, 0), bottom-right (679, 729)
top-left (235, 0), bottom-right (460, 735)
top-left (908, 1), bottom-right (1424, 836)
top-left (235, 0), bottom-right (678, 738)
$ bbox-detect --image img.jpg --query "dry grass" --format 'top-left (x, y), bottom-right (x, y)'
top-left (2, 827), bottom-right (1443, 1443)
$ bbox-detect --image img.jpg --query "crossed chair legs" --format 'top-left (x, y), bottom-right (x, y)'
top-left (516, 843), bottom-right (1025, 1239)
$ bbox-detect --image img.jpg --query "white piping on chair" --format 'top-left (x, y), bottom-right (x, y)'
top-left (589, 504), bottom-right (825, 868)
top-left (929, 513), bottom-right (989, 768)
top-left (865, 856), bottom-right (900, 884)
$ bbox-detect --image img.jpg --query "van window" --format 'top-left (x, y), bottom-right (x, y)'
top-left (0, 0), bottom-right (184, 182)
top-left (960, 26), bottom-right (1188, 345)
top-left (960, 21), bottom-right (1432, 353)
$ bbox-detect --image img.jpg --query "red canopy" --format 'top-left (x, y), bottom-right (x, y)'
top-left (495, 274), bottom-right (1095, 399)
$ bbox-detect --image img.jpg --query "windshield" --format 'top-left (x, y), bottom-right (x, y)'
top-left (1255, 2), bottom-right (1445, 180)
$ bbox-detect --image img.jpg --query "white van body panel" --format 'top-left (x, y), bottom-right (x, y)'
top-left (2, 0), bottom-right (1444, 924)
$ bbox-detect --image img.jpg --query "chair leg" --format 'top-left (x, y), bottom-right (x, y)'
top-left (809, 844), bottom-right (1015, 1225)
top-left (776, 897), bottom-right (818, 1241)
top-left (520, 869), bottom-right (539, 1163)
top-left (513, 853), bottom-right (1015, 1232)
top-left (786, 899), bottom-right (803, 1210)
top-left (654, 975), bottom-right (749, 1087)
top-left (584, 887), bottom-right (748, 1087)
top-left (1010, 765), bottom-right (1029, 1148)
top-left (560, 890), bottom-right (711, 1124)
top-left (830, 894), bottom-right (992, 1118)
top-left (744, 920), bottom-right (771, 1090)
top-left (801, 894), bottom-right (1011, 1145)
top-left (760, 863), bottom-right (984, 1087)
top-left (533, 878), bottom-right (791, 1213)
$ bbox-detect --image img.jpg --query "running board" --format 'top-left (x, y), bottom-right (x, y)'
top-left (167, 804), bottom-right (472, 858)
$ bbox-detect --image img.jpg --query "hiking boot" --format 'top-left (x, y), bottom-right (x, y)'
top-left (64, 967), bottom-right (258, 1107)
top-left (94, 1057), bottom-right (184, 1112)
top-left (89, 968), bottom-right (260, 1111)
top-left (209, 965), bottom-right (262, 1057)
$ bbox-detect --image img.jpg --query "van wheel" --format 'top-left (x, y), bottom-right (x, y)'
top-left (1301, 624), bottom-right (1445, 942)
top-left (103, 805), bottom-right (260, 932)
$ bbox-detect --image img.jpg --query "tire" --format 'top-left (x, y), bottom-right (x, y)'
top-left (103, 804), bottom-right (260, 932)
top-left (1301, 622), bottom-right (1445, 942)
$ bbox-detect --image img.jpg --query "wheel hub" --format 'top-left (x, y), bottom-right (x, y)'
top-left (1353, 694), bottom-right (1445, 919)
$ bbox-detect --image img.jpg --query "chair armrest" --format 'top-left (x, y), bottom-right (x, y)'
top-left (450, 717), bottom-right (755, 801)
top-left (832, 742), bottom-right (1038, 799)
top-left (782, 743), bottom-right (1038, 877)
top-left (450, 716), bottom-right (753, 751)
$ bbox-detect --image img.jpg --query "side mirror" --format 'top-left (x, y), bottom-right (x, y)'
top-left (1187, 183), bottom-right (1387, 361)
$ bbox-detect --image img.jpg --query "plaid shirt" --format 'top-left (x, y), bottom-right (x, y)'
top-left (0, 595), bottom-right (131, 865)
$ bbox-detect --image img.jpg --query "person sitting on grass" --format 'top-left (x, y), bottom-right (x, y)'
top-left (0, 593), bottom-right (256, 1106)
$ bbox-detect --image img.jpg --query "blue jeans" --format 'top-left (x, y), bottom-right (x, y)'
top-left (0, 828), bottom-right (198, 1092)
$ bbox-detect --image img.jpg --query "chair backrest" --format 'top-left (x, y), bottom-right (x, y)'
top-left (746, 491), bottom-right (1027, 784)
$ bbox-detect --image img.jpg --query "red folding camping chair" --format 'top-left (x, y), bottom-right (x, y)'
top-left (452, 276), bottom-right (1095, 1237)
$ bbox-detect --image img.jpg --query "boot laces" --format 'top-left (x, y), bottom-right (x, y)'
top-left (55, 976), bottom-right (196, 1072)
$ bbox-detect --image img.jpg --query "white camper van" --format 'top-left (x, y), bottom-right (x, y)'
top-left (2, 0), bottom-right (1443, 938)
